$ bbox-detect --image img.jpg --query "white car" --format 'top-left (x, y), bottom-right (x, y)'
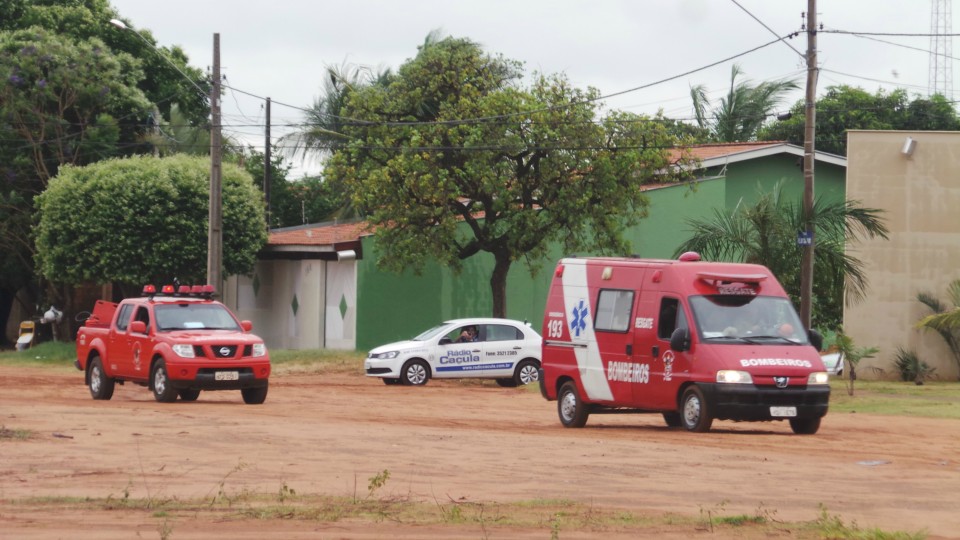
top-left (365, 318), bottom-right (542, 386)
top-left (820, 352), bottom-right (844, 376)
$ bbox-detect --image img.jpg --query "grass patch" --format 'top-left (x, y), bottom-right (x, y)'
top-left (270, 349), bottom-right (366, 376)
top-left (0, 425), bottom-right (34, 441)
top-left (0, 341), bottom-right (76, 369)
top-left (828, 379), bottom-right (960, 419)
top-left (5, 493), bottom-right (926, 539)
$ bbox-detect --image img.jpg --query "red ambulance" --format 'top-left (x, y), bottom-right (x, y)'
top-left (538, 253), bottom-right (830, 434)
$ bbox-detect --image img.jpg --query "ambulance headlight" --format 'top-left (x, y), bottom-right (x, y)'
top-left (172, 344), bottom-right (195, 358)
top-left (716, 370), bottom-right (753, 384)
top-left (807, 372), bottom-right (830, 385)
top-left (370, 351), bottom-right (399, 360)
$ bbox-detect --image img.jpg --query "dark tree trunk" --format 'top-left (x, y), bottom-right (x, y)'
top-left (490, 253), bottom-right (512, 318)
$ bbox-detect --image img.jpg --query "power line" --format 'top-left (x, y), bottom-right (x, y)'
top-left (729, 0), bottom-right (805, 59)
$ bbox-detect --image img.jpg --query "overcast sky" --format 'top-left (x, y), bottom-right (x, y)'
top-left (107, 0), bottom-right (947, 176)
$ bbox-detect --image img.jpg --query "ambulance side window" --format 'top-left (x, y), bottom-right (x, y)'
top-left (595, 289), bottom-right (634, 332)
top-left (657, 298), bottom-right (687, 340)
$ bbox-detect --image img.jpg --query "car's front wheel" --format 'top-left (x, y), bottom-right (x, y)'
top-left (400, 360), bottom-right (429, 386)
top-left (241, 383), bottom-right (268, 404)
top-left (789, 416), bottom-right (821, 435)
top-left (178, 389), bottom-right (201, 402)
top-left (680, 386), bottom-right (713, 432)
top-left (151, 360), bottom-right (178, 403)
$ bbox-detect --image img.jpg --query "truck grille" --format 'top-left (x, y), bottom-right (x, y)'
top-left (193, 345), bottom-right (240, 358)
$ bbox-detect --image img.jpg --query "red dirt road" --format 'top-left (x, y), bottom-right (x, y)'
top-left (1, 364), bottom-right (958, 539)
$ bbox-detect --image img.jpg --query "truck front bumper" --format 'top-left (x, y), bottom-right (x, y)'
top-left (700, 382), bottom-right (830, 421)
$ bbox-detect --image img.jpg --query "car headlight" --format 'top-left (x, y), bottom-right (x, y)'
top-left (716, 370), bottom-right (753, 384)
top-left (807, 372), bottom-right (830, 385)
top-left (370, 351), bottom-right (399, 360)
top-left (252, 343), bottom-right (267, 357)
top-left (172, 344), bottom-right (195, 358)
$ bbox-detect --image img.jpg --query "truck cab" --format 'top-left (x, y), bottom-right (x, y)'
top-left (539, 253), bottom-right (829, 434)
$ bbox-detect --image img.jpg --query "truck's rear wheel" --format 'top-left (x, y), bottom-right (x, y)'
top-left (241, 383), bottom-right (268, 404)
top-left (513, 359), bottom-right (540, 386)
top-left (178, 389), bottom-right (201, 402)
top-left (400, 360), bottom-right (429, 386)
top-left (88, 357), bottom-right (115, 400)
top-left (789, 416), bottom-right (821, 435)
top-left (558, 381), bottom-right (589, 428)
top-left (681, 386), bottom-right (713, 432)
top-left (151, 360), bottom-right (178, 403)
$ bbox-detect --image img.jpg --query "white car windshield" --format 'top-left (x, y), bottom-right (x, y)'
top-left (690, 295), bottom-right (808, 344)
top-left (412, 323), bottom-right (452, 341)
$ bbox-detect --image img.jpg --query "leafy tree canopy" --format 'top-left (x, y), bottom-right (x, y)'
top-left (759, 85), bottom-right (960, 155)
top-left (674, 182), bottom-right (889, 330)
top-left (34, 154), bottom-right (267, 287)
top-left (325, 36), bottom-right (694, 316)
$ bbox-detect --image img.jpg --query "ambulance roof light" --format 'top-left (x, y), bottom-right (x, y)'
top-left (678, 252), bottom-right (701, 262)
top-left (555, 264), bottom-right (564, 278)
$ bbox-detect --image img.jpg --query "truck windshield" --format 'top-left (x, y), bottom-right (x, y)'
top-left (154, 303), bottom-right (240, 331)
top-left (689, 295), bottom-right (808, 345)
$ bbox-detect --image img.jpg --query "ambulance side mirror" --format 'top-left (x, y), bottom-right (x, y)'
top-left (808, 329), bottom-right (823, 351)
top-left (669, 327), bottom-right (690, 352)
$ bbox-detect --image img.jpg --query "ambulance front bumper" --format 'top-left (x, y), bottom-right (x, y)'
top-left (700, 383), bottom-right (830, 421)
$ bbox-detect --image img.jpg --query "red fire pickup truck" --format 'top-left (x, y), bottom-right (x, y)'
top-left (75, 285), bottom-right (271, 404)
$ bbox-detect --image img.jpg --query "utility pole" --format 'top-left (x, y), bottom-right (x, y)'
top-left (208, 33), bottom-right (223, 291)
top-left (799, 1), bottom-right (818, 328)
top-left (264, 96), bottom-right (272, 229)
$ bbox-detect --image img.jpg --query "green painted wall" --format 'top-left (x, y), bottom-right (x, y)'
top-left (355, 154), bottom-right (847, 350)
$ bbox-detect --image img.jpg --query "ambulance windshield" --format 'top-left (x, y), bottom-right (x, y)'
top-left (690, 295), bottom-right (808, 345)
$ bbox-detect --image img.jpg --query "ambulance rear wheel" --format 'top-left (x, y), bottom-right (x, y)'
top-left (88, 357), bottom-right (115, 400)
top-left (789, 416), bottom-right (821, 435)
top-left (513, 359), bottom-right (540, 386)
top-left (681, 386), bottom-right (713, 432)
top-left (401, 360), bottom-right (429, 386)
top-left (558, 381), bottom-right (589, 428)
top-left (151, 360), bottom-right (178, 403)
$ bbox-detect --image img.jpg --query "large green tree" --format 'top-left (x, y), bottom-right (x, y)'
top-left (325, 37), bottom-right (693, 316)
top-left (759, 86), bottom-right (960, 155)
top-left (690, 64), bottom-right (799, 142)
top-left (674, 182), bottom-right (888, 330)
top-left (34, 154), bottom-right (267, 294)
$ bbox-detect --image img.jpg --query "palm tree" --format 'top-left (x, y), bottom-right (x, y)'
top-left (690, 64), bottom-right (799, 142)
top-left (916, 280), bottom-right (960, 379)
top-left (674, 182), bottom-right (888, 329)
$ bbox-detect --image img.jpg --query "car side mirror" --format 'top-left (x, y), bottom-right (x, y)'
top-left (241, 320), bottom-right (253, 332)
top-left (129, 320), bottom-right (147, 334)
top-left (670, 327), bottom-right (690, 352)
top-left (439, 337), bottom-right (452, 345)
top-left (808, 329), bottom-right (823, 351)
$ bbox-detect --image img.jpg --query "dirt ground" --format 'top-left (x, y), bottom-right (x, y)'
top-left (1, 363), bottom-right (958, 539)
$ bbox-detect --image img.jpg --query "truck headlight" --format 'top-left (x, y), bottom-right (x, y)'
top-left (172, 344), bottom-right (195, 358)
top-left (716, 370), bottom-right (753, 384)
top-left (252, 343), bottom-right (267, 357)
top-left (807, 372), bottom-right (830, 385)
top-left (370, 351), bottom-right (399, 360)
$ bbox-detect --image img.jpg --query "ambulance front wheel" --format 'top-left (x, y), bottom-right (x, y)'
top-left (400, 360), bottom-right (429, 386)
top-left (680, 386), bottom-right (714, 432)
top-left (789, 416), bottom-right (821, 435)
top-left (558, 381), bottom-right (589, 428)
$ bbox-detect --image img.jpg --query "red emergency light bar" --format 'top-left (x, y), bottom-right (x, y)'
top-left (142, 284), bottom-right (216, 299)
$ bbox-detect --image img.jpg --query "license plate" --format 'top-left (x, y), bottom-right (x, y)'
top-left (770, 406), bottom-right (797, 417)
top-left (215, 371), bottom-right (239, 381)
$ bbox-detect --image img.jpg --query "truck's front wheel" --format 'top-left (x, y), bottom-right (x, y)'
top-left (151, 360), bottom-right (178, 403)
top-left (88, 357), bottom-right (115, 400)
top-left (789, 416), bottom-right (821, 435)
top-left (241, 383), bottom-right (268, 404)
top-left (681, 386), bottom-right (713, 432)
top-left (558, 381), bottom-right (589, 428)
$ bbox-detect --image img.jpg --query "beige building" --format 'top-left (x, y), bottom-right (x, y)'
top-left (845, 131), bottom-right (960, 380)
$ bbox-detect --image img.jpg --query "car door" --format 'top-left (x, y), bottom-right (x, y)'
top-left (434, 324), bottom-right (483, 379)
top-left (474, 323), bottom-right (528, 378)
top-left (108, 304), bottom-right (135, 376)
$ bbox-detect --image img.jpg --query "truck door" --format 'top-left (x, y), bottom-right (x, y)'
top-left (127, 306), bottom-right (152, 377)
top-left (593, 288), bottom-right (641, 404)
top-left (108, 304), bottom-right (135, 375)
top-left (647, 296), bottom-right (690, 408)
